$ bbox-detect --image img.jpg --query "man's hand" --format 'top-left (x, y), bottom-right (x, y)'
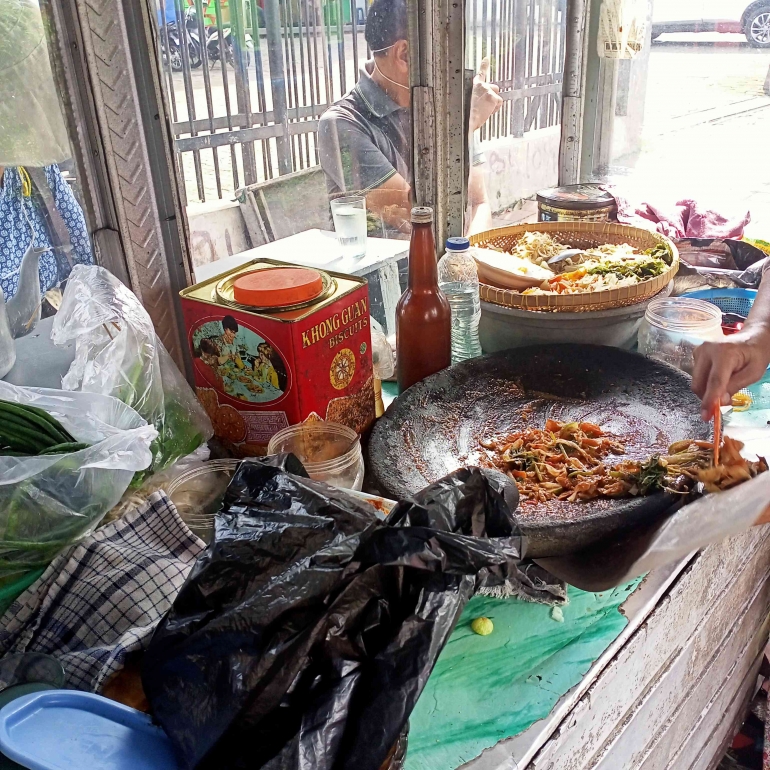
top-left (470, 58), bottom-right (503, 133)
top-left (691, 325), bottom-right (770, 421)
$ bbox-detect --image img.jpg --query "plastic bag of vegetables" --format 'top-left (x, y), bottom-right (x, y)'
top-left (51, 265), bottom-right (212, 475)
top-left (0, 380), bottom-right (157, 583)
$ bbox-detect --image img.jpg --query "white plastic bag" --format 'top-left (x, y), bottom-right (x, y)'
top-left (51, 265), bottom-right (212, 474)
top-left (0, 380), bottom-right (157, 579)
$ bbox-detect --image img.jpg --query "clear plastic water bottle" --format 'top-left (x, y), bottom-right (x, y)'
top-left (438, 237), bottom-right (482, 363)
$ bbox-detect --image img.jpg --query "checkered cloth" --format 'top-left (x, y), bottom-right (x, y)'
top-left (0, 492), bottom-right (203, 693)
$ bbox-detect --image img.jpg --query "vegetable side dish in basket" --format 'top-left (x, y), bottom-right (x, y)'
top-left (474, 231), bottom-right (672, 296)
top-left (481, 418), bottom-right (767, 507)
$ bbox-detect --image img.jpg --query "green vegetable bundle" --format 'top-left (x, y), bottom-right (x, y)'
top-left (0, 399), bottom-right (90, 457)
top-left (585, 255), bottom-right (668, 280)
top-left (0, 381), bottom-right (157, 586)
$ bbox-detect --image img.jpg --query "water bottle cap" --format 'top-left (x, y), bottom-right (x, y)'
top-left (445, 237), bottom-right (470, 251)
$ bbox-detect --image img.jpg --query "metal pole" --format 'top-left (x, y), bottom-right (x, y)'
top-left (439, 0), bottom-right (467, 241)
top-left (350, 0), bottom-right (359, 81)
top-left (264, 0), bottom-right (292, 174)
top-left (335, 0), bottom-right (347, 95)
top-left (578, 0), bottom-right (604, 180)
top-left (279, 0), bottom-right (298, 170)
top-left (194, 0), bottom-right (223, 198)
top-left (511, 0), bottom-right (527, 137)
top-left (213, 0), bottom-right (241, 190)
top-left (409, 0), bottom-right (465, 244)
top-left (231, 0), bottom-right (259, 185)
top-left (408, 0), bottom-right (434, 210)
top-left (248, 0), bottom-right (273, 179)
top-left (558, 0), bottom-right (589, 184)
top-left (174, 0), bottom-right (206, 200)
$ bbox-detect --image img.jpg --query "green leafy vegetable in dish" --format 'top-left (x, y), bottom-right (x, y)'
top-left (584, 254), bottom-right (668, 280)
top-left (644, 241), bottom-right (673, 264)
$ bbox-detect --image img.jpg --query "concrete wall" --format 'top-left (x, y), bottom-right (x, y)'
top-left (478, 125), bottom-right (561, 214)
top-left (186, 199), bottom-right (251, 271)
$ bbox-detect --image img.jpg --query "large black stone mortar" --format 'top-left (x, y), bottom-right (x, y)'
top-left (366, 344), bottom-right (710, 557)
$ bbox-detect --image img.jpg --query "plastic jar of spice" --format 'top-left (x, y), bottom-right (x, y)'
top-left (267, 421), bottom-right (365, 490)
top-left (638, 297), bottom-right (724, 375)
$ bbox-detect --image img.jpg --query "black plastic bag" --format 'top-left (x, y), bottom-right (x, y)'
top-left (143, 458), bottom-right (563, 770)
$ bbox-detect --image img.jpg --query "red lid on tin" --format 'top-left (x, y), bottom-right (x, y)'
top-left (232, 267), bottom-right (324, 307)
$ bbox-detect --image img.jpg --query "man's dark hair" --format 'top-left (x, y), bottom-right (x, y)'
top-left (222, 315), bottom-right (238, 333)
top-left (199, 338), bottom-right (218, 356)
top-left (365, 0), bottom-right (407, 54)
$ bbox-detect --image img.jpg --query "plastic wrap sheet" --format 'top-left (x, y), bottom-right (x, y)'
top-left (143, 459), bottom-right (564, 770)
top-left (52, 266), bottom-right (212, 474)
top-left (0, 0), bottom-right (70, 166)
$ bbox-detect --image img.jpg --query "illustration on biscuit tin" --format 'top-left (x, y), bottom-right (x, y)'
top-left (191, 315), bottom-right (289, 404)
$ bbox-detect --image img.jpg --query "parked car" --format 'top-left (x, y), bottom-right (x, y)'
top-left (652, 0), bottom-right (770, 47)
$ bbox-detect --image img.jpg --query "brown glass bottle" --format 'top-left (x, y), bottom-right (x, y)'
top-left (396, 207), bottom-right (452, 393)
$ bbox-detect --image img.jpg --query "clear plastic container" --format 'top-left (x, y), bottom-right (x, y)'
top-left (166, 459), bottom-right (240, 543)
top-left (638, 297), bottom-right (724, 374)
top-left (267, 421), bottom-right (364, 491)
top-left (438, 237), bottom-right (482, 364)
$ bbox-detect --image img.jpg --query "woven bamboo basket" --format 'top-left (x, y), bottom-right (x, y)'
top-left (469, 221), bottom-right (679, 312)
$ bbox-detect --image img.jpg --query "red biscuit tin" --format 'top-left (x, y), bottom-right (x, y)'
top-left (180, 259), bottom-right (374, 456)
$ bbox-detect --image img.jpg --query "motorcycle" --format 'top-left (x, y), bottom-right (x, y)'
top-left (207, 25), bottom-right (253, 68)
top-left (160, 8), bottom-right (203, 72)
top-left (184, 5), bottom-right (253, 68)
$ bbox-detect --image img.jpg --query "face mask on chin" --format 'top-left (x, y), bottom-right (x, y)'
top-left (370, 43), bottom-right (410, 91)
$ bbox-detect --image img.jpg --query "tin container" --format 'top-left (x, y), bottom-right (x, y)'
top-left (180, 259), bottom-right (375, 456)
top-left (537, 184), bottom-right (617, 222)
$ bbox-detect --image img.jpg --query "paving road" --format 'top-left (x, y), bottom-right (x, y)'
top-left (612, 33), bottom-right (770, 237)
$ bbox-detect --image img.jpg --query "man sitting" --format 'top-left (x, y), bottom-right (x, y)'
top-left (318, 0), bottom-right (502, 237)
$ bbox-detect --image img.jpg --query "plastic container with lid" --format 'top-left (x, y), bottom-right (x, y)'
top-left (638, 297), bottom-right (724, 374)
top-left (536, 184), bottom-right (617, 222)
top-left (267, 421), bottom-right (364, 491)
top-left (166, 459), bottom-right (240, 544)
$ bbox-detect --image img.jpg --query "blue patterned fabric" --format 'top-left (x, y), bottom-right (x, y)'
top-left (0, 165), bottom-right (94, 300)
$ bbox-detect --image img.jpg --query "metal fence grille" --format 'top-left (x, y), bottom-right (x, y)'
top-left (468, 0), bottom-right (567, 142)
top-left (153, 0), bottom-right (565, 203)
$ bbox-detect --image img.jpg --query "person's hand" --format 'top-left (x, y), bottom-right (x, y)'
top-left (469, 58), bottom-right (503, 133)
top-left (691, 325), bottom-right (770, 421)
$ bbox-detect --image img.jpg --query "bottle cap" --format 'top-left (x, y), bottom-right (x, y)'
top-left (410, 206), bottom-right (434, 224)
top-left (446, 237), bottom-right (470, 251)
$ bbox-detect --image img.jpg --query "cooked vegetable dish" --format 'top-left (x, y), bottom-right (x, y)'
top-left (482, 418), bottom-right (767, 506)
top-left (487, 232), bottom-right (672, 296)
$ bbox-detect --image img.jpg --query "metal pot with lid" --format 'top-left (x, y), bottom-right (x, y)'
top-left (537, 184), bottom-right (617, 222)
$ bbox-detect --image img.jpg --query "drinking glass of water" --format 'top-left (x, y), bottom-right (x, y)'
top-left (331, 196), bottom-right (367, 259)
